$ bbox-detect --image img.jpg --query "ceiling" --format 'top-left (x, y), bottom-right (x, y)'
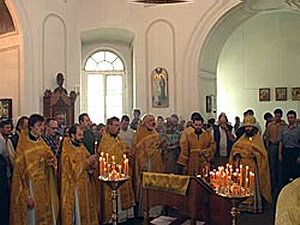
top-left (132, 0), bottom-right (190, 4)
top-left (81, 27), bottom-right (135, 45)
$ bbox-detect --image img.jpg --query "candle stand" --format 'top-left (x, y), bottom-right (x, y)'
top-left (197, 163), bottom-right (255, 225)
top-left (216, 192), bottom-right (253, 225)
top-left (99, 176), bottom-right (130, 225)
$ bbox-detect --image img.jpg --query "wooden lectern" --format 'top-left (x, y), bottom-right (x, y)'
top-left (143, 176), bottom-right (232, 225)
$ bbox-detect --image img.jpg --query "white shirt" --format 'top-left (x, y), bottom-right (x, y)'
top-left (118, 128), bottom-right (134, 148)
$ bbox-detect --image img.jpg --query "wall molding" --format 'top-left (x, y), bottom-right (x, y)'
top-left (42, 13), bottom-right (67, 90)
top-left (0, 45), bottom-right (21, 116)
top-left (145, 18), bottom-right (176, 112)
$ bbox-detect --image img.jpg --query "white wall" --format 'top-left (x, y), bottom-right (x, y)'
top-left (217, 11), bottom-right (300, 125)
top-left (6, 0), bottom-right (240, 121)
top-left (5, 0), bottom-right (300, 125)
top-left (0, 0), bottom-right (21, 120)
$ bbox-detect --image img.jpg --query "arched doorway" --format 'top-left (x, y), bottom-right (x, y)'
top-left (198, 0), bottom-right (300, 124)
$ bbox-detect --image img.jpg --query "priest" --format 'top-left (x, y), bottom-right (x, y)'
top-left (98, 116), bottom-right (135, 224)
top-left (10, 114), bottom-right (59, 225)
top-left (229, 115), bottom-right (272, 213)
top-left (60, 124), bottom-right (99, 225)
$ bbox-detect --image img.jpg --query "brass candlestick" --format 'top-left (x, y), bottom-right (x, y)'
top-left (197, 163), bottom-right (255, 225)
top-left (216, 192), bottom-right (253, 225)
top-left (99, 176), bottom-right (130, 225)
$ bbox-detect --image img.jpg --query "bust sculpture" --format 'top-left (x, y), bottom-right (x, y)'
top-left (53, 73), bottom-right (68, 95)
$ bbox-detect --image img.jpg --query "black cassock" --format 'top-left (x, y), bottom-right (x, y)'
top-left (0, 154), bottom-right (9, 225)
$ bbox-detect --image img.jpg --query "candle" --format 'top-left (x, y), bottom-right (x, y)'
top-left (245, 166), bottom-right (249, 183)
top-left (112, 155), bottom-right (115, 163)
top-left (245, 178), bottom-right (249, 194)
top-left (249, 172), bottom-right (255, 193)
top-left (99, 156), bottom-right (102, 176)
top-left (94, 141), bottom-right (98, 153)
top-left (104, 168), bottom-right (107, 177)
top-left (126, 159), bottom-right (129, 175)
top-left (106, 153), bottom-right (109, 163)
top-left (239, 173), bottom-right (242, 187)
top-left (104, 161), bottom-right (107, 175)
top-left (239, 164), bottom-right (243, 186)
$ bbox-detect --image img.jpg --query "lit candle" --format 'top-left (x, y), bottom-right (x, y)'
top-left (94, 141), bottom-right (98, 153)
top-left (106, 153), bottom-right (109, 163)
top-left (239, 164), bottom-right (243, 186)
top-left (245, 166), bottom-right (249, 183)
top-left (249, 172), bottom-right (255, 193)
top-left (104, 161), bottom-right (107, 175)
top-left (126, 159), bottom-right (129, 175)
top-left (112, 155), bottom-right (115, 163)
top-left (245, 178), bottom-right (249, 194)
top-left (99, 156), bottom-right (102, 176)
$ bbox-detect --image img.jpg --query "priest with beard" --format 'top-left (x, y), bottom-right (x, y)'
top-left (133, 114), bottom-right (164, 217)
top-left (177, 112), bottom-right (216, 175)
top-left (60, 124), bottom-right (99, 225)
top-left (229, 115), bottom-right (272, 213)
top-left (98, 116), bottom-right (135, 224)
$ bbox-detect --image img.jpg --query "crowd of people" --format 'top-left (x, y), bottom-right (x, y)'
top-left (0, 107), bottom-right (299, 225)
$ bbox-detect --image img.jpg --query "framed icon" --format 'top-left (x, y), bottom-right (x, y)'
top-left (206, 96), bottom-right (212, 113)
top-left (275, 87), bottom-right (287, 101)
top-left (151, 67), bottom-right (169, 108)
top-left (259, 88), bottom-right (270, 101)
top-left (291, 87), bottom-right (300, 101)
top-left (0, 98), bottom-right (12, 118)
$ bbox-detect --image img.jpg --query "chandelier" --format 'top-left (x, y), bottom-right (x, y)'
top-left (132, 0), bottom-right (190, 4)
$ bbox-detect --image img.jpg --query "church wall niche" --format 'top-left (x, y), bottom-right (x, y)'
top-left (43, 14), bottom-right (67, 91)
top-left (146, 19), bottom-right (175, 116)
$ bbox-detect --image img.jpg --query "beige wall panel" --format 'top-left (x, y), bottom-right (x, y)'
top-left (43, 14), bottom-right (66, 90)
top-left (146, 20), bottom-right (175, 116)
top-left (0, 46), bottom-right (20, 119)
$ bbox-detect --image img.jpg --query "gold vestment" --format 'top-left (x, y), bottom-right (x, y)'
top-left (60, 138), bottom-right (98, 225)
top-left (10, 132), bottom-right (59, 225)
top-left (97, 132), bottom-right (135, 223)
top-left (177, 127), bottom-right (216, 175)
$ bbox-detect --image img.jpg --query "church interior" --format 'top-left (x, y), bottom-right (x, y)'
top-left (1, 0), bottom-right (300, 225)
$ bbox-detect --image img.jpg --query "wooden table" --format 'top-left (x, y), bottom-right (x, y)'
top-left (143, 177), bottom-right (232, 225)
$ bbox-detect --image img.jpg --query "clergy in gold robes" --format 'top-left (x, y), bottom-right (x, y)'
top-left (177, 112), bottom-right (216, 176)
top-left (229, 115), bottom-right (272, 213)
top-left (10, 114), bottom-right (59, 225)
top-left (60, 124), bottom-right (99, 225)
top-left (275, 178), bottom-right (300, 225)
top-left (98, 116), bottom-right (135, 224)
top-left (133, 114), bottom-right (164, 216)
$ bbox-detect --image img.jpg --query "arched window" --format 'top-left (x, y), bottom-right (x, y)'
top-left (84, 50), bottom-right (125, 123)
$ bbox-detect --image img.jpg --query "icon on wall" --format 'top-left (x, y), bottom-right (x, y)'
top-left (0, 98), bottom-right (12, 118)
top-left (291, 87), bottom-right (300, 101)
top-left (151, 67), bottom-right (169, 108)
top-left (275, 87), bottom-right (287, 101)
top-left (206, 96), bottom-right (212, 113)
top-left (259, 88), bottom-right (271, 102)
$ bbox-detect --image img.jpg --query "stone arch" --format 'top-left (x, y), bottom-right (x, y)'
top-left (0, 0), bottom-right (32, 117)
top-left (179, 0), bottom-right (300, 119)
top-left (0, 0), bottom-right (15, 35)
